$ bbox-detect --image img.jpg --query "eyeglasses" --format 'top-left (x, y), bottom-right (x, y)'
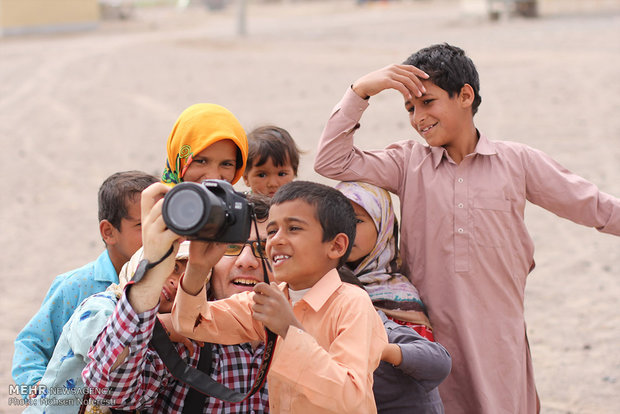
top-left (224, 240), bottom-right (267, 258)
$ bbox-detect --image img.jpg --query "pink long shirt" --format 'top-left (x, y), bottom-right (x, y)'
top-left (314, 88), bottom-right (620, 414)
top-left (172, 269), bottom-right (387, 414)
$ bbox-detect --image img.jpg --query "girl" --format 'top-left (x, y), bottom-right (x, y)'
top-left (336, 181), bottom-right (451, 414)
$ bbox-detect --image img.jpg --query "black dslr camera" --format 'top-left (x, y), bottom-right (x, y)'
top-left (162, 179), bottom-right (252, 243)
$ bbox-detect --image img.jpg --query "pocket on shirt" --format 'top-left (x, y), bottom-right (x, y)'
top-left (472, 197), bottom-right (512, 248)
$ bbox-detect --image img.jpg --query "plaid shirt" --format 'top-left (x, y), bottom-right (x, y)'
top-left (83, 286), bottom-right (269, 413)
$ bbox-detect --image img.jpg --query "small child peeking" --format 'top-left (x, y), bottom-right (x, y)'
top-left (243, 125), bottom-right (301, 197)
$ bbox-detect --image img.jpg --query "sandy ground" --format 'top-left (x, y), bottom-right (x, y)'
top-left (1, 0), bottom-right (619, 412)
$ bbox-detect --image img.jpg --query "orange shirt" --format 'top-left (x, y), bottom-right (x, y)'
top-left (172, 269), bottom-right (387, 413)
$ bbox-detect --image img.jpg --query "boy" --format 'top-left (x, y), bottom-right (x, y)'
top-left (172, 180), bottom-right (387, 413)
top-left (25, 243), bottom-right (189, 413)
top-left (83, 193), bottom-right (272, 413)
top-left (313, 44), bottom-right (620, 413)
top-left (242, 125), bottom-right (301, 197)
top-left (12, 170), bottom-right (158, 398)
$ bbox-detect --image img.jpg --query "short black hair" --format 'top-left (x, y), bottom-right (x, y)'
top-left (271, 181), bottom-right (356, 267)
top-left (98, 171), bottom-right (159, 229)
top-left (246, 125), bottom-right (302, 175)
top-left (403, 43), bottom-right (482, 115)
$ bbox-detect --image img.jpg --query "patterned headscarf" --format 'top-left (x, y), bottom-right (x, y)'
top-left (336, 181), bottom-right (431, 328)
top-left (162, 104), bottom-right (248, 185)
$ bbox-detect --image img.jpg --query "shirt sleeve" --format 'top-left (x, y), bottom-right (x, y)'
top-left (172, 278), bottom-right (265, 345)
top-left (268, 292), bottom-right (387, 412)
top-left (12, 277), bottom-right (82, 395)
top-left (82, 286), bottom-right (187, 410)
top-left (313, 87), bottom-right (411, 194)
top-left (523, 145), bottom-right (620, 235)
top-left (385, 318), bottom-right (452, 392)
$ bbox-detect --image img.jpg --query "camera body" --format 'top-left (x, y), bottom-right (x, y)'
top-left (162, 179), bottom-right (252, 243)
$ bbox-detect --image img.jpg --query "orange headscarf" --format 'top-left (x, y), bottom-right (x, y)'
top-left (162, 103), bottom-right (248, 185)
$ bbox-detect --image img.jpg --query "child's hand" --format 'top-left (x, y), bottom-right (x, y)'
top-left (252, 282), bottom-right (303, 338)
top-left (141, 183), bottom-right (182, 266)
top-left (381, 343), bottom-right (403, 366)
top-left (181, 240), bottom-right (227, 295)
top-left (352, 64), bottom-right (429, 101)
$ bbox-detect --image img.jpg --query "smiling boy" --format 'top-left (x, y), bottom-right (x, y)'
top-left (314, 43), bottom-right (620, 413)
top-left (173, 181), bottom-right (387, 413)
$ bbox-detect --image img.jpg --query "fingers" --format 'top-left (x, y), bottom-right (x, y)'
top-left (141, 183), bottom-right (170, 222)
top-left (390, 65), bottom-right (428, 99)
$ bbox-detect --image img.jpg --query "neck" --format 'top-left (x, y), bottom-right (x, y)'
top-left (445, 124), bottom-right (478, 165)
top-left (107, 249), bottom-right (125, 276)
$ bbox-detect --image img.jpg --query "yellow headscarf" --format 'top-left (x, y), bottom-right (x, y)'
top-left (162, 104), bottom-right (248, 185)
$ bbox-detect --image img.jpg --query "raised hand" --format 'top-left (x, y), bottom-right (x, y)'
top-left (352, 64), bottom-right (429, 101)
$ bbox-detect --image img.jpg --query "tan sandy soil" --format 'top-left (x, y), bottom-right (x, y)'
top-left (1, 1), bottom-right (619, 413)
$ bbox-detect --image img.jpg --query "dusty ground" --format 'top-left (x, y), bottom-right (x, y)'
top-left (1, 1), bottom-right (619, 413)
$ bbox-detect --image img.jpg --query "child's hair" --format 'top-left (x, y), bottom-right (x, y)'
top-left (271, 181), bottom-right (356, 267)
top-left (246, 125), bottom-right (301, 175)
top-left (246, 192), bottom-right (271, 222)
top-left (403, 43), bottom-right (482, 115)
top-left (98, 170), bottom-right (159, 229)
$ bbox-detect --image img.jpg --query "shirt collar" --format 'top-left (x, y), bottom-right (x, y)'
top-left (94, 250), bottom-right (120, 283)
top-left (429, 130), bottom-right (496, 169)
top-left (294, 269), bottom-right (342, 312)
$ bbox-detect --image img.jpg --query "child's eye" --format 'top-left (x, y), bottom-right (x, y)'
top-left (356, 218), bottom-right (364, 224)
top-left (278, 171), bottom-right (289, 177)
top-left (222, 161), bottom-right (235, 168)
top-left (423, 99), bottom-right (434, 105)
top-left (406, 105), bottom-right (415, 114)
top-left (257, 172), bottom-right (267, 178)
top-left (194, 158), bottom-right (207, 164)
top-left (266, 229), bottom-right (277, 237)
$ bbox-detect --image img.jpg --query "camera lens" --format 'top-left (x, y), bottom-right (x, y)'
top-left (165, 189), bottom-right (205, 231)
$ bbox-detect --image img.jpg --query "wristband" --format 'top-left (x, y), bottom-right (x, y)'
top-left (132, 245), bottom-right (174, 283)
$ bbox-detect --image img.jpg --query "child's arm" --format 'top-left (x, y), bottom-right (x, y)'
top-left (382, 314), bottom-right (452, 391)
top-left (12, 278), bottom-right (82, 398)
top-left (523, 146), bottom-right (620, 235)
top-left (314, 65), bottom-right (427, 193)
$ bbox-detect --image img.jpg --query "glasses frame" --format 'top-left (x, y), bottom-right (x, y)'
top-left (223, 239), bottom-right (267, 258)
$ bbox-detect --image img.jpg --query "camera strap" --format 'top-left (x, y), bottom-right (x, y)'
top-left (150, 320), bottom-right (276, 402)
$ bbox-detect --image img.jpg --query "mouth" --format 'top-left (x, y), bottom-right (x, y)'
top-left (161, 287), bottom-right (173, 302)
top-left (271, 254), bottom-right (290, 266)
top-left (231, 277), bottom-right (260, 288)
top-left (419, 122), bottom-right (437, 135)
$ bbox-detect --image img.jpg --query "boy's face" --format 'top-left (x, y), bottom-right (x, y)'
top-left (210, 222), bottom-right (271, 300)
top-left (347, 201), bottom-right (378, 263)
top-left (182, 139), bottom-right (238, 183)
top-left (159, 259), bottom-right (187, 313)
top-left (266, 199), bottom-right (336, 290)
top-left (109, 196), bottom-right (143, 267)
top-left (405, 80), bottom-right (471, 149)
top-left (243, 157), bottom-right (295, 197)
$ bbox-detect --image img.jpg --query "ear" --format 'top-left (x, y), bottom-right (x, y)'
top-left (458, 84), bottom-right (475, 109)
top-left (100, 220), bottom-right (118, 246)
top-left (242, 174), bottom-right (250, 188)
top-left (327, 233), bottom-right (349, 263)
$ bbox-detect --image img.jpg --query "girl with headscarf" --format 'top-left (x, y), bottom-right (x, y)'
top-left (162, 103), bottom-right (248, 185)
top-left (336, 181), bottom-right (451, 414)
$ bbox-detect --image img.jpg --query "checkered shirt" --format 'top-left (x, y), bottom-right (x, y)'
top-left (83, 286), bottom-right (269, 413)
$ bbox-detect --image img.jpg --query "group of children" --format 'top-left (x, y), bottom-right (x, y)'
top-left (13, 43), bottom-right (619, 414)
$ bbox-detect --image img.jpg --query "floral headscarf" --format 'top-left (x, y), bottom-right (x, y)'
top-left (162, 104), bottom-right (248, 185)
top-left (336, 181), bottom-right (431, 329)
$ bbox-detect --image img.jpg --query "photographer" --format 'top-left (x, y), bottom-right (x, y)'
top-left (83, 184), bottom-right (271, 413)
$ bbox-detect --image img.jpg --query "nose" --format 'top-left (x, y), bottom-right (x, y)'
top-left (168, 276), bottom-right (179, 291)
top-left (236, 244), bottom-right (260, 269)
top-left (199, 165), bottom-right (220, 181)
top-left (412, 108), bottom-right (426, 129)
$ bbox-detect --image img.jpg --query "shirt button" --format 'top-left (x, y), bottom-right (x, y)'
top-left (457, 178), bottom-right (464, 183)
top-left (457, 228), bottom-right (464, 233)
top-left (457, 203), bottom-right (464, 208)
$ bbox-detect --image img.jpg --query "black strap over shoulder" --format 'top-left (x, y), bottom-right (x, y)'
top-left (150, 320), bottom-right (276, 402)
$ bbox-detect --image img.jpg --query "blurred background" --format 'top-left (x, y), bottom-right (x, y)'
top-left (1, 0), bottom-right (619, 413)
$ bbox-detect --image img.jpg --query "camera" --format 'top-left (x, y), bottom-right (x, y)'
top-left (162, 179), bottom-right (252, 243)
